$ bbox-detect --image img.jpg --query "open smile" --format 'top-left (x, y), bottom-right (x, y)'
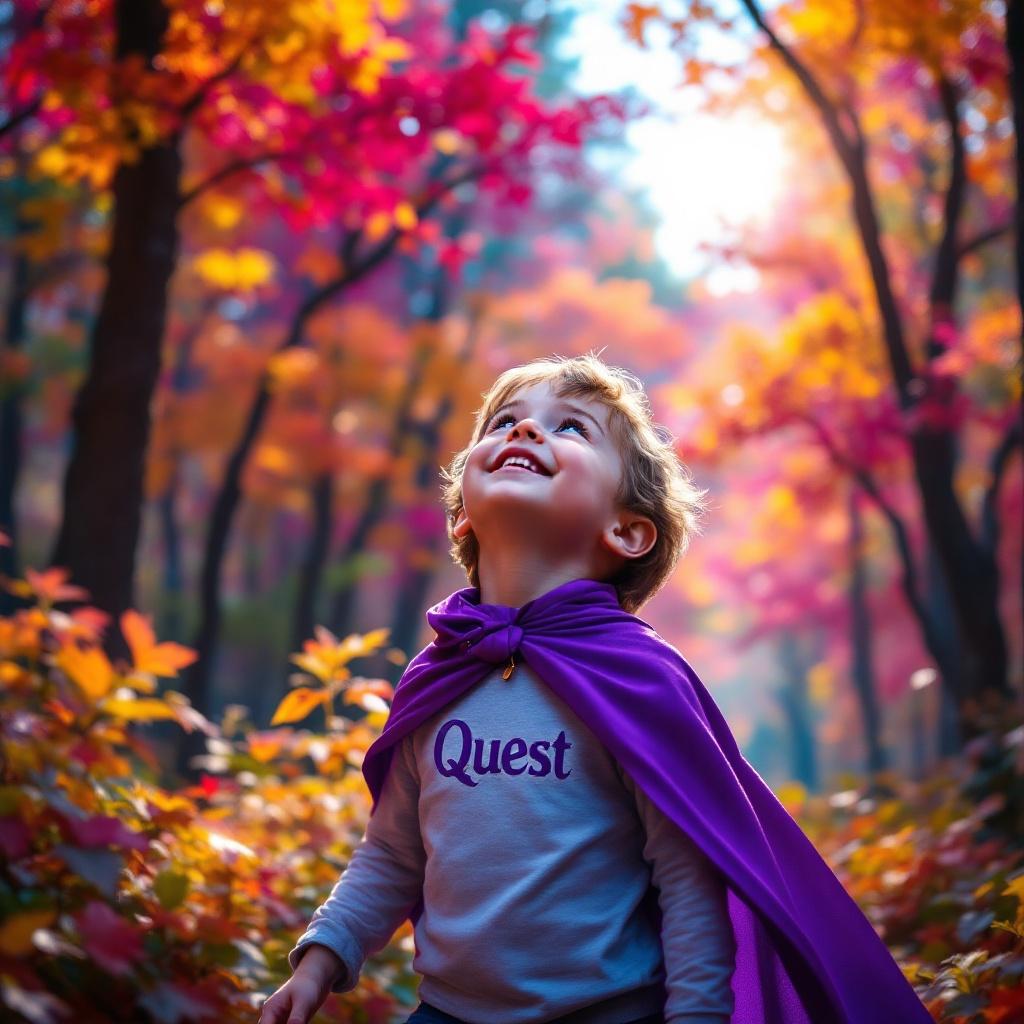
top-left (489, 450), bottom-right (553, 475)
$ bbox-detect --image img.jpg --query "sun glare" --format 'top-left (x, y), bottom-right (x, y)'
top-left (562, 0), bottom-right (792, 289)
top-left (625, 112), bottom-right (790, 288)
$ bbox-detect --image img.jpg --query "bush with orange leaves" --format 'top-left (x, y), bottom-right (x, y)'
top-left (0, 557), bottom-right (416, 1023)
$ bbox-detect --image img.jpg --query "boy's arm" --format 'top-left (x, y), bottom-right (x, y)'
top-left (618, 762), bottom-right (737, 1024)
top-left (287, 734), bottom-right (425, 993)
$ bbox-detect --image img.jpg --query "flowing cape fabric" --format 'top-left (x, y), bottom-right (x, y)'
top-left (361, 578), bottom-right (930, 1024)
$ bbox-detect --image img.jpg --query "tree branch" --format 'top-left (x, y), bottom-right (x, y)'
top-left (956, 221), bottom-right (1012, 260)
top-left (980, 417), bottom-right (1022, 557)
top-left (795, 411), bottom-right (935, 637)
top-left (0, 96), bottom-right (41, 140)
top-left (737, 0), bottom-right (914, 397)
top-left (177, 149), bottom-right (297, 209)
top-left (928, 72), bottom-right (967, 325)
top-left (178, 40), bottom-right (252, 122)
top-left (736, 0), bottom-right (857, 172)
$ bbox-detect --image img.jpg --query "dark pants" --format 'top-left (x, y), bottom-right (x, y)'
top-left (404, 1001), bottom-right (665, 1024)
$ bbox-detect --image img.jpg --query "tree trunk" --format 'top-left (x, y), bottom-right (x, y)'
top-left (292, 473), bottom-right (332, 662)
top-left (0, 213), bottom-right (30, 615)
top-left (738, 0), bottom-right (1012, 728)
top-left (1007, 0), bottom-right (1024, 621)
top-left (925, 537), bottom-right (965, 757)
top-left (174, 230), bottom-right (408, 776)
top-left (49, 0), bottom-right (180, 662)
top-left (328, 340), bottom-right (433, 640)
top-left (775, 631), bottom-right (819, 792)
top-left (847, 485), bottom-right (888, 777)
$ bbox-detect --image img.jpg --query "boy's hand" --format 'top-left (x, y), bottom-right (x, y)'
top-left (258, 944), bottom-right (346, 1024)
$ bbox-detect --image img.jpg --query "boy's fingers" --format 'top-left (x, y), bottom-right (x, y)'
top-left (258, 993), bottom-right (289, 1024)
top-left (285, 1006), bottom-right (312, 1024)
top-left (284, 991), bottom-right (318, 1024)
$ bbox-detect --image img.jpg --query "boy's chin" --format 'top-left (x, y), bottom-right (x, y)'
top-left (468, 509), bottom-right (600, 546)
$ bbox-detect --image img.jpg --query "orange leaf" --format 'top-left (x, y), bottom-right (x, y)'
top-left (247, 730), bottom-right (289, 763)
top-left (0, 908), bottom-right (57, 955)
top-left (120, 610), bottom-right (197, 677)
top-left (342, 677), bottom-right (395, 707)
top-left (9, 567), bottom-right (90, 604)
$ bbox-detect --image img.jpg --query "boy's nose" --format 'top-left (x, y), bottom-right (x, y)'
top-left (509, 418), bottom-right (541, 439)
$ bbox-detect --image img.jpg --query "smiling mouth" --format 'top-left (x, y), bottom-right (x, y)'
top-left (491, 456), bottom-right (552, 476)
top-left (494, 464), bottom-right (548, 476)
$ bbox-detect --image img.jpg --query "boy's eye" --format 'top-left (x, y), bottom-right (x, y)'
top-left (487, 413), bottom-right (589, 438)
top-left (557, 416), bottom-right (589, 437)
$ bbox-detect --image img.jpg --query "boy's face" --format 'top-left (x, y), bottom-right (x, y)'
top-left (453, 380), bottom-right (639, 564)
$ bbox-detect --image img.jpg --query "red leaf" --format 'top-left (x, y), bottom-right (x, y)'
top-left (60, 813), bottom-right (150, 852)
top-left (73, 901), bottom-right (145, 976)
top-left (0, 817), bottom-right (32, 860)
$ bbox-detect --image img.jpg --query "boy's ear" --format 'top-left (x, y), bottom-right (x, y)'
top-left (601, 512), bottom-right (657, 561)
top-left (452, 507), bottom-right (473, 539)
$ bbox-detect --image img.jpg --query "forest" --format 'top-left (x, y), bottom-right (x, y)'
top-left (0, 0), bottom-right (1021, 1021)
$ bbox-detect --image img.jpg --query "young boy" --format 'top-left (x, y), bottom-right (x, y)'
top-left (259, 354), bottom-right (933, 1024)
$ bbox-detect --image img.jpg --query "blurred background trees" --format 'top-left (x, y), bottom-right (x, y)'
top-left (0, 0), bottom-right (1019, 791)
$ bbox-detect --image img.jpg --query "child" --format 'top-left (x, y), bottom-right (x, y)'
top-left (259, 354), bottom-right (932, 1024)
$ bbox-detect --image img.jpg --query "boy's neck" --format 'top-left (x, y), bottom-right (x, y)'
top-left (475, 547), bottom-right (602, 609)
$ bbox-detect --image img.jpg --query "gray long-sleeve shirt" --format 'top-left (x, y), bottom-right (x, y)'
top-left (288, 663), bottom-right (736, 1024)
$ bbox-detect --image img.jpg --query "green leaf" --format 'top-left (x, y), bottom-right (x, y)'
top-left (153, 869), bottom-right (189, 910)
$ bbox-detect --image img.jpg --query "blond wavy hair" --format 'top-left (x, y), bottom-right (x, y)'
top-left (439, 352), bottom-right (710, 614)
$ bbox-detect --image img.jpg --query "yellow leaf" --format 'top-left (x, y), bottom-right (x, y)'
top-left (270, 687), bottom-right (329, 726)
top-left (102, 697), bottom-right (179, 722)
top-left (202, 195), bottom-right (244, 230)
top-left (363, 708), bottom-right (389, 730)
top-left (193, 248), bottom-right (275, 291)
top-left (775, 781), bottom-right (807, 814)
top-left (394, 201), bottom-right (417, 230)
top-left (234, 248), bottom-right (275, 288)
top-left (375, 37), bottom-right (411, 61)
top-left (35, 145), bottom-right (67, 177)
top-left (55, 645), bottom-right (115, 701)
top-left (0, 908), bottom-right (56, 955)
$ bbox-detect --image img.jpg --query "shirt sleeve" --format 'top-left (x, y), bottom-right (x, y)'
top-left (286, 734), bottom-right (426, 993)
top-left (618, 761), bottom-right (737, 1024)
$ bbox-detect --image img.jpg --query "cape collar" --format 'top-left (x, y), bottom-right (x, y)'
top-left (426, 577), bottom-right (623, 665)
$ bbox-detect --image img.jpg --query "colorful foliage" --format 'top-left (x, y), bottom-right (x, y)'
top-left (1, 567), bottom-right (1023, 1021)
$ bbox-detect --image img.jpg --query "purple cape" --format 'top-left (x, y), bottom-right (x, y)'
top-left (361, 578), bottom-right (931, 1024)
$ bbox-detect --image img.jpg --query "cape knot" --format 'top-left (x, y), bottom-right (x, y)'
top-left (465, 623), bottom-right (524, 664)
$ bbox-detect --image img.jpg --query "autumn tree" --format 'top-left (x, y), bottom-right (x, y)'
top-left (0, 0), bottom-right (413, 654)
top-left (626, 0), bottom-right (1021, 741)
